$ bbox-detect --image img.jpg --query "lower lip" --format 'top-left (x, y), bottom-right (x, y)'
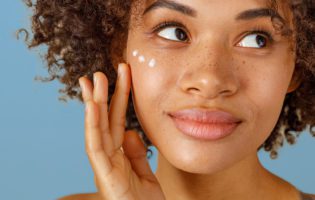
top-left (170, 116), bottom-right (240, 140)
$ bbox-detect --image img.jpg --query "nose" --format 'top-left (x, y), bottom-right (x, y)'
top-left (177, 49), bottom-right (240, 99)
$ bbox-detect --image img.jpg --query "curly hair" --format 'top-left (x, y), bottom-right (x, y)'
top-left (20, 0), bottom-right (315, 160)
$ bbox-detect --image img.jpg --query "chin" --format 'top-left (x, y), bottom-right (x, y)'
top-left (173, 157), bottom-right (235, 175)
top-left (160, 143), bottom-right (245, 175)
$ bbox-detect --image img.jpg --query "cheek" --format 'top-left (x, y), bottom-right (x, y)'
top-left (242, 60), bottom-right (293, 144)
top-left (251, 63), bottom-right (292, 109)
top-left (126, 49), bottom-right (179, 142)
top-left (128, 48), bottom-right (182, 89)
top-left (127, 49), bottom-right (175, 106)
top-left (131, 49), bottom-right (157, 68)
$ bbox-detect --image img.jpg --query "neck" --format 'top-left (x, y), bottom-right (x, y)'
top-left (154, 151), bottom-right (300, 200)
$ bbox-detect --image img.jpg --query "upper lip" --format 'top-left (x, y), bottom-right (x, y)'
top-left (168, 108), bottom-right (242, 124)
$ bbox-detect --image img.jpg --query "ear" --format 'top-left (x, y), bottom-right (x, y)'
top-left (287, 68), bottom-right (303, 93)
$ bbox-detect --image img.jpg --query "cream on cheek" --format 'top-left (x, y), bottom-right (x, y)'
top-left (132, 49), bottom-right (157, 68)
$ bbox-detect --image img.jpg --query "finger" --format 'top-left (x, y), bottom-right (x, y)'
top-left (122, 130), bottom-right (157, 183)
top-left (81, 76), bottom-right (121, 198)
top-left (79, 76), bottom-right (94, 102)
top-left (80, 77), bottom-right (112, 184)
top-left (108, 63), bottom-right (132, 151)
top-left (93, 72), bottom-right (115, 157)
top-left (85, 100), bottom-right (113, 178)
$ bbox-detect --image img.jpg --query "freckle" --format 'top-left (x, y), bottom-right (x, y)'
top-left (132, 50), bottom-right (139, 57)
top-left (138, 55), bottom-right (145, 63)
top-left (148, 58), bottom-right (156, 68)
top-left (242, 60), bottom-right (246, 64)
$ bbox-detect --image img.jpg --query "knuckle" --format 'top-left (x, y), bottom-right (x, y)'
top-left (122, 87), bottom-right (130, 96)
top-left (115, 83), bottom-right (128, 96)
top-left (112, 120), bottom-right (126, 129)
top-left (85, 145), bottom-right (102, 156)
top-left (85, 146), bottom-right (94, 156)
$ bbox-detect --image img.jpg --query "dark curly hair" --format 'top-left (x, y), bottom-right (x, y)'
top-left (20, 0), bottom-right (315, 160)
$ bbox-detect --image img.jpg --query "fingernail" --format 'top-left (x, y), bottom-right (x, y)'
top-left (79, 78), bottom-right (85, 93)
top-left (118, 63), bottom-right (124, 75)
top-left (93, 73), bottom-right (97, 86)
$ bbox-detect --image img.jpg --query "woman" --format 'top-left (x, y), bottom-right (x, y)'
top-left (23, 0), bottom-right (315, 199)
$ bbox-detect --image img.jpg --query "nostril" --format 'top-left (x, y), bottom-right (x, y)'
top-left (219, 89), bottom-right (233, 96)
top-left (187, 87), bottom-right (200, 93)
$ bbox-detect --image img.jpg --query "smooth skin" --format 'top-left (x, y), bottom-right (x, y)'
top-left (59, 0), bottom-right (309, 199)
top-left (59, 64), bottom-right (301, 200)
top-left (63, 64), bottom-right (165, 200)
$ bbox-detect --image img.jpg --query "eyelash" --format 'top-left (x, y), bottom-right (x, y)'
top-left (151, 20), bottom-right (190, 40)
top-left (151, 20), bottom-right (274, 45)
top-left (246, 26), bottom-right (274, 44)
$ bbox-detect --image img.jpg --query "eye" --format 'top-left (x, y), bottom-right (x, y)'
top-left (237, 33), bottom-right (269, 48)
top-left (157, 27), bottom-right (188, 42)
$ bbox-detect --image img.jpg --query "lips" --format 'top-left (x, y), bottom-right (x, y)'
top-left (168, 108), bottom-right (242, 123)
top-left (168, 108), bottom-right (242, 140)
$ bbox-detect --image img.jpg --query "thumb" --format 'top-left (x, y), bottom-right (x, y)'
top-left (122, 130), bottom-right (157, 183)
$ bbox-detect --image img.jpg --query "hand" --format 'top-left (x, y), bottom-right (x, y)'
top-left (79, 63), bottom-right (166, 200)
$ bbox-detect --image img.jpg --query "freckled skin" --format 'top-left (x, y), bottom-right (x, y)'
top-left (132, 49), bottom-right (157, 68)
top-left (123, 0), bottom-right (301, 200)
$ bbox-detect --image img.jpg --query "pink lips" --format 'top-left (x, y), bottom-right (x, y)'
top-left (168, 109), bottom-right (242, 140)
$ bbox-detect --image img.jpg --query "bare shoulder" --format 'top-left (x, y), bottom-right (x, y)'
top-left (301, 192), bottom-right (315, 200)
top-left (58, 192), bottom-right (100, 200)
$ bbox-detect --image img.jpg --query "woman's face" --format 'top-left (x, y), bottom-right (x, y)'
top-left (125, 0), bottom-right (296, 174)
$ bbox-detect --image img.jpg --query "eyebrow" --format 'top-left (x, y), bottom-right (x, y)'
top-left (143, 0), bottom-right (285, 23)
top-left (236, 8), bottom-right (285, 23)
top-left (143, 0), bottom-right (197, 17)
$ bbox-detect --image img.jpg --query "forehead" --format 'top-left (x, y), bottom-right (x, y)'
top-left (141, 0), bottom-right (292, 19)
top-left (144, 0), bottom-right (283, 6)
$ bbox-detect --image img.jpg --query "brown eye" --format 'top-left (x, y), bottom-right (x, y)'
top-left (238, 34), bottom-right (268, 48)
top-left (157, 27), bottom-right (188, 42)
top-left (256, 35), bottom-right (267, 47)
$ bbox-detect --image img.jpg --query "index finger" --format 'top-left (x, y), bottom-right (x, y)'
top-left (108, 63), bottom-right (132, 151)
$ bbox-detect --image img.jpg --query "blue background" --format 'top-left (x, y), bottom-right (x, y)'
top-left (0, 1), bottom-right (314, 200)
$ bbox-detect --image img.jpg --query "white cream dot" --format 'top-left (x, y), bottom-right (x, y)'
top-left (132, 50), bottom-right (139, 57)
top-left (138, 55), bottom-right (145, 63)
top-left (148, 59), bottom-right (156, 68)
